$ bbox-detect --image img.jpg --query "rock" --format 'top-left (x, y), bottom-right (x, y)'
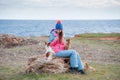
top-left (26, 55), bottom-right (70, 74)
top-left (0, 34), bottom-right (39, 48)
top-left (74, 34), bottom-right (80, 38)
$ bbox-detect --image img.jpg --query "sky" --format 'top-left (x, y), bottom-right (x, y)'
top-left (0, 0), bottom-right (120, 20)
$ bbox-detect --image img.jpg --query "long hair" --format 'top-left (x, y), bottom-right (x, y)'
top-left (59, 30), bottom-right (63, 43)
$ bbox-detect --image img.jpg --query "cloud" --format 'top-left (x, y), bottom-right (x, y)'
top-left (23, 0), bottom-right (71, 8)
top-left (26, 0), bottom-right (120, 8)
top-left (70, 0), bottom-right (120, 8)
top-left (0, 0), bottom-right (120, 19)
top-left (0, 0), bottom-right (120, 8)
top-left (0, 0), bottom-right (70, 8)
top-left (112, 0), bottom-right (120, 5)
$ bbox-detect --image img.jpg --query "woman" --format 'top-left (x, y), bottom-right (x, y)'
top-left (48, 20), bottom-right (85, 74)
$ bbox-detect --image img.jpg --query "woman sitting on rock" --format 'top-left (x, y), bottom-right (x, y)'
top-left (48, 20), bottom-right (86, 74)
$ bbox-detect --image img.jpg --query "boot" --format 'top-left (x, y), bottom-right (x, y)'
top-left (78, 70), bottom-right (86, 74)
top-left (69, 67), bottom-right (78, 74)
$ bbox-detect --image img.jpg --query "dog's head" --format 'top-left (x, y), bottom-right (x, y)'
top-left (65, 38), bottom-right (71, 50)
top-left (66, 38), bottom-right (71, 44)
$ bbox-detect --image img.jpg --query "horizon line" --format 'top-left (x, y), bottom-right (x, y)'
top-left (0, 19), bottom-right (120, 20)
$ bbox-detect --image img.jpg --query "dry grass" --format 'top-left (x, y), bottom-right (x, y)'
top-left (0, 33), bottom-right (120, 80)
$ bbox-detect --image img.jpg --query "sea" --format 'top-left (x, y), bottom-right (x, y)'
top-left (0, 20), bottom-right (120, 37)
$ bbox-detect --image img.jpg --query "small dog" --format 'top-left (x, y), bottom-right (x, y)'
top-left (44, 42), bottom-right (55, 61)
top-left (83, 61), bottom-right (95, 71)
top-left (65, 38), bottom-right (71, 50)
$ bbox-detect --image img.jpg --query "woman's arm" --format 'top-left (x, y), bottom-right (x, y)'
top-left (50, 38), bottom-right (58, 47)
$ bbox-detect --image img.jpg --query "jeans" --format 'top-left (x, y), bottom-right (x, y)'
top-left (55, 50), bottom-right (84, 70)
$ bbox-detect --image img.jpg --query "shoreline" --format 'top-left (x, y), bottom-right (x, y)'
top-left (0, 32), bottom-right (120, 37)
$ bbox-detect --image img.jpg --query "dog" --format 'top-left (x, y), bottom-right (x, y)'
top-left (83, 61), bottom-right (95, 71)
top-left (44, 42), bottom-right (55, 61)
top-left (65, 38), bottom-right (71, 50)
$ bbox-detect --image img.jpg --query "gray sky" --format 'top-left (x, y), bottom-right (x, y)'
top-left (0, 0), bottom-right (120, 20)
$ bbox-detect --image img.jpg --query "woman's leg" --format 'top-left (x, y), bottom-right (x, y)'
top-left (76, 52), bottom-right (84, 70)
top-left (55, 50), bottom-right (78, 68)
top-left (76, 51), bottom-right (86, 74)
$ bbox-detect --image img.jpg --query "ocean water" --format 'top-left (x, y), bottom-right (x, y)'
top-left (0, 20), bottom-right (120, 37)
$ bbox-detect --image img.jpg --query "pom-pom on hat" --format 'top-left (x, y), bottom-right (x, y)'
top-left (57, 20), bottom-right (61, 24)
top-left (55, 20), bottom-right (63, 30)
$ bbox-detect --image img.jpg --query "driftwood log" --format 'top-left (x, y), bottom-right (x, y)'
top-left (26, 55), bottom-right (70, 73)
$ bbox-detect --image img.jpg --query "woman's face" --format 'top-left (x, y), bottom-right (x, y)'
top-left (56, 29), bottom-right (62, 34)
